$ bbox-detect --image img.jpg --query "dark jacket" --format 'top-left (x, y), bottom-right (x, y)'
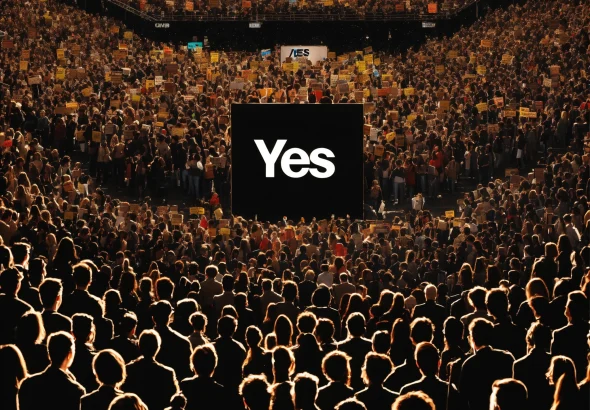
top-left (458, 346), bottom-right (514, 410)
top-left (317, 382), bottom-right (354, 410)
top-left (180, 376), bottom-right (228, 410)
top-left (42, 310), bottom-right (73, 335)
top-left (551, 322), bottom-right (589, 382)
top-left (155, 326), bottom-right (193, 381)
top-left (338, 337), bottom-right (373, 391)
top-left (513, 348), bottom-right (552, 410)
top-left (123, 357), bottom-right (179, 410)
top-left (81, 386), bottom-right (123, 410)
top-left (19, 366), bottom-right (86, 410)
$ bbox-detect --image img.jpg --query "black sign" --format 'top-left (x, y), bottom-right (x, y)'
top-left (231, 103), bottom-right (364, 222)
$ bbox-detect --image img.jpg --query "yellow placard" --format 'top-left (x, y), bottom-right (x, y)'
top-left (82, 87), bottom-right (92, 97)
top-left (124, 31), bottom-right (133, 40)
top-left (171, 214), bottom-right (183, 225)
top-left (19, 61), bottom-right (28, 71)
top-left (56, 48), bottom-right (65, 59)
top-left (190, 207), bottom-right (205, 215)
top-left (480, 39), bottom-right (492, 47)
top-left (56, 67), bottom-right (66, 80)
top-left (445, 210), bottom-right (455, 218)
top-left (210, 52), bottom-right (219, 63)
top-left (145, 79), bottom-right (155, 89)
top-left (476, 103), bottom-right (488, 112)
top-left (476, 65), bottom-right (487, 75)
top-left (435, 65), bottom-right (444, 74)
top-left (404, 87), bottom-right (415, 96)
top-left (220, 227), bottom-right (230, 236)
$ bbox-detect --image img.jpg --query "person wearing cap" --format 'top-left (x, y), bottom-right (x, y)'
top-left (0, 267), bottom-right (33, 344)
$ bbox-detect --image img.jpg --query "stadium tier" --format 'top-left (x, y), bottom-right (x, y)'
top-left (0, 0), bottom-right (589, 410)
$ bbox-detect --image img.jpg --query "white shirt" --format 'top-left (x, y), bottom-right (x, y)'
top-left (317, 271), bottom-right (334, 287)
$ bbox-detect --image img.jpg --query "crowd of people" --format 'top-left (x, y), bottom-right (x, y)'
top-left (118, 0), bottom-right (469, 19)
top-left (0, 0), bottom-right (590, 408)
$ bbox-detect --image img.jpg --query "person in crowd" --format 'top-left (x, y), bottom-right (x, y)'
top-left (180, 344), bottom-right (227, 409)
top-left (19, 331), bottom-right (86, 410)
top-left (81, 349), bottom-right (126, 410)
top-left (317, 351), bottom-right (355, 410)
top-left (0, 345), bottom-right (28, 410)
top-left (459, 319), bottom-right (514, 410)
top-left (355, 352), bottom-right (398, 410)
top-left (123, 330), bottom-right (179, 410)
top-left (489, 378), bottom-right (528, 410)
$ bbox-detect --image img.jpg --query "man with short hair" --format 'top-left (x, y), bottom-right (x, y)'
top-left (400, 342), bottom-right (456, 410)
top-left (489, 378), bottom-right (528, 410)
top-left (213, 274), bottom-right (235, 316)
top-left (19, 331), bottom-right (86, 410)
top-left (338, 312), bottom-right (373, 391)
top-left (212, 315), bottom-right (247, 397)
top-left (392, 391), bottom-right (435, 410)
top-left (459, 319), bottom-right (514, 410)
top-left (123, 330), bottom-right (179, 410)
top-left (412, 285), bottom-right (446, 348)
top-left (181, 344), bottom-right (228, 409)
top-left (151, 300), bottom-right (192, 381)
top-left (240, 374), bottom-right (271, 410)
top-left (275, 280), bottom-right (300, 327)
top-left (81, 349), bottom-right (126, 410)
top-left (513, 322), bottom-right (552, 410)
top-left (59, 262), bottom-right (103, 320)
top-left (40, 278), bottom-right (72, 336)
top-left (460, 287), bottom-right (493, 339)
top-left (333, 273), bottom-right (356, 307)
top-left (0, 267), bottom-right (33, 344)
top-left (550, 290), bottom-right (589, 382)
top-left (200, 265), bottom-right (222, 307)
top-left (259, 278), bottom-right (283, 320)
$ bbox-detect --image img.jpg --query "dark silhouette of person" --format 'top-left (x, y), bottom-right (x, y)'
top-left (355, 352), bottom-right (398, 410)
top-left (392, 391), bottom-right (435, 410)
top-left (488, 378), bottom-right (528, 410)
top-left (400, 342), bottom-right (458, 410)
top-left (59, 263), bottom-right (103, 321)
top-left (70, 313), bottom-right (99, 392)
top-left (298, 271), bottom-right (317, 309)
top-left (270, 346), bottom-right (295, 410)
top-left (385, 318), bottom-right (433, 393)
top-left (15, 311), bottom-right (49, 374)
top-left (293, 372), bottom-right (320, 410)
top-left (180, 343), bottom-right (228, 409)
top-left (0, 268), bottom-right (33, 344)
top-left (0, 344), bottom-right (28, 410)
top-left (123, 330), bottom-right (179, 410)
top-left (412, 285), bottom-right (447, 349)
top-left (338, 312), bottom-right (373, 391)
top-left (212, 315), bottom-right (247, 405)
top-left (108, 393), bottom-right (148, 410)
top-left (151, 300), bottom-right (192, 381)
top-left (306, 286), bottom-right (342, 340)
top-left (513, 322), bottom-right (553, 410)
top-left (81, 349), bottom-right (126, 410)
top-left (19, 331), bottom-right (86, 410)
top-left (486, 289), bottom-right (526, 359)
top-left (550, 291), bottom-right (589, 382)
top-left (317, 351), bottom-right (354, 410)
top-left (459, 319), bottom-right (514, 410)
top-left (109, 312), bottom-right (140, 363)
top-left (40, 278), bottom-right (72, 335)
top-left (240, 374), bottom-right (271, 410)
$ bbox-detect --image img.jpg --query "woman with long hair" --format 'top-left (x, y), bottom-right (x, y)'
top-left (15, 312), bottom-right (48, 375)
top-left (0, 345), bottom-right (28, 410)
top-left (274, 315), bottom-right (293, 347)
top-left (118, 265), bottom-right (139, 311)
top-left (547, 356), bottom-right (579, 410)
top-left (515, 278), bottom-right (549, 329)
top-left (556, 234), bottom-right (574, 279)
top-left (243, 326), bottom-right (272, 381)
top-left (389, 318), bottom-right (413, 366)
top-left (50, 237), bottom-right (78, 295)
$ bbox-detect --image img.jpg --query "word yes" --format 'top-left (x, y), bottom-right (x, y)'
top-left (254, 140), bottom-right (335, 179)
